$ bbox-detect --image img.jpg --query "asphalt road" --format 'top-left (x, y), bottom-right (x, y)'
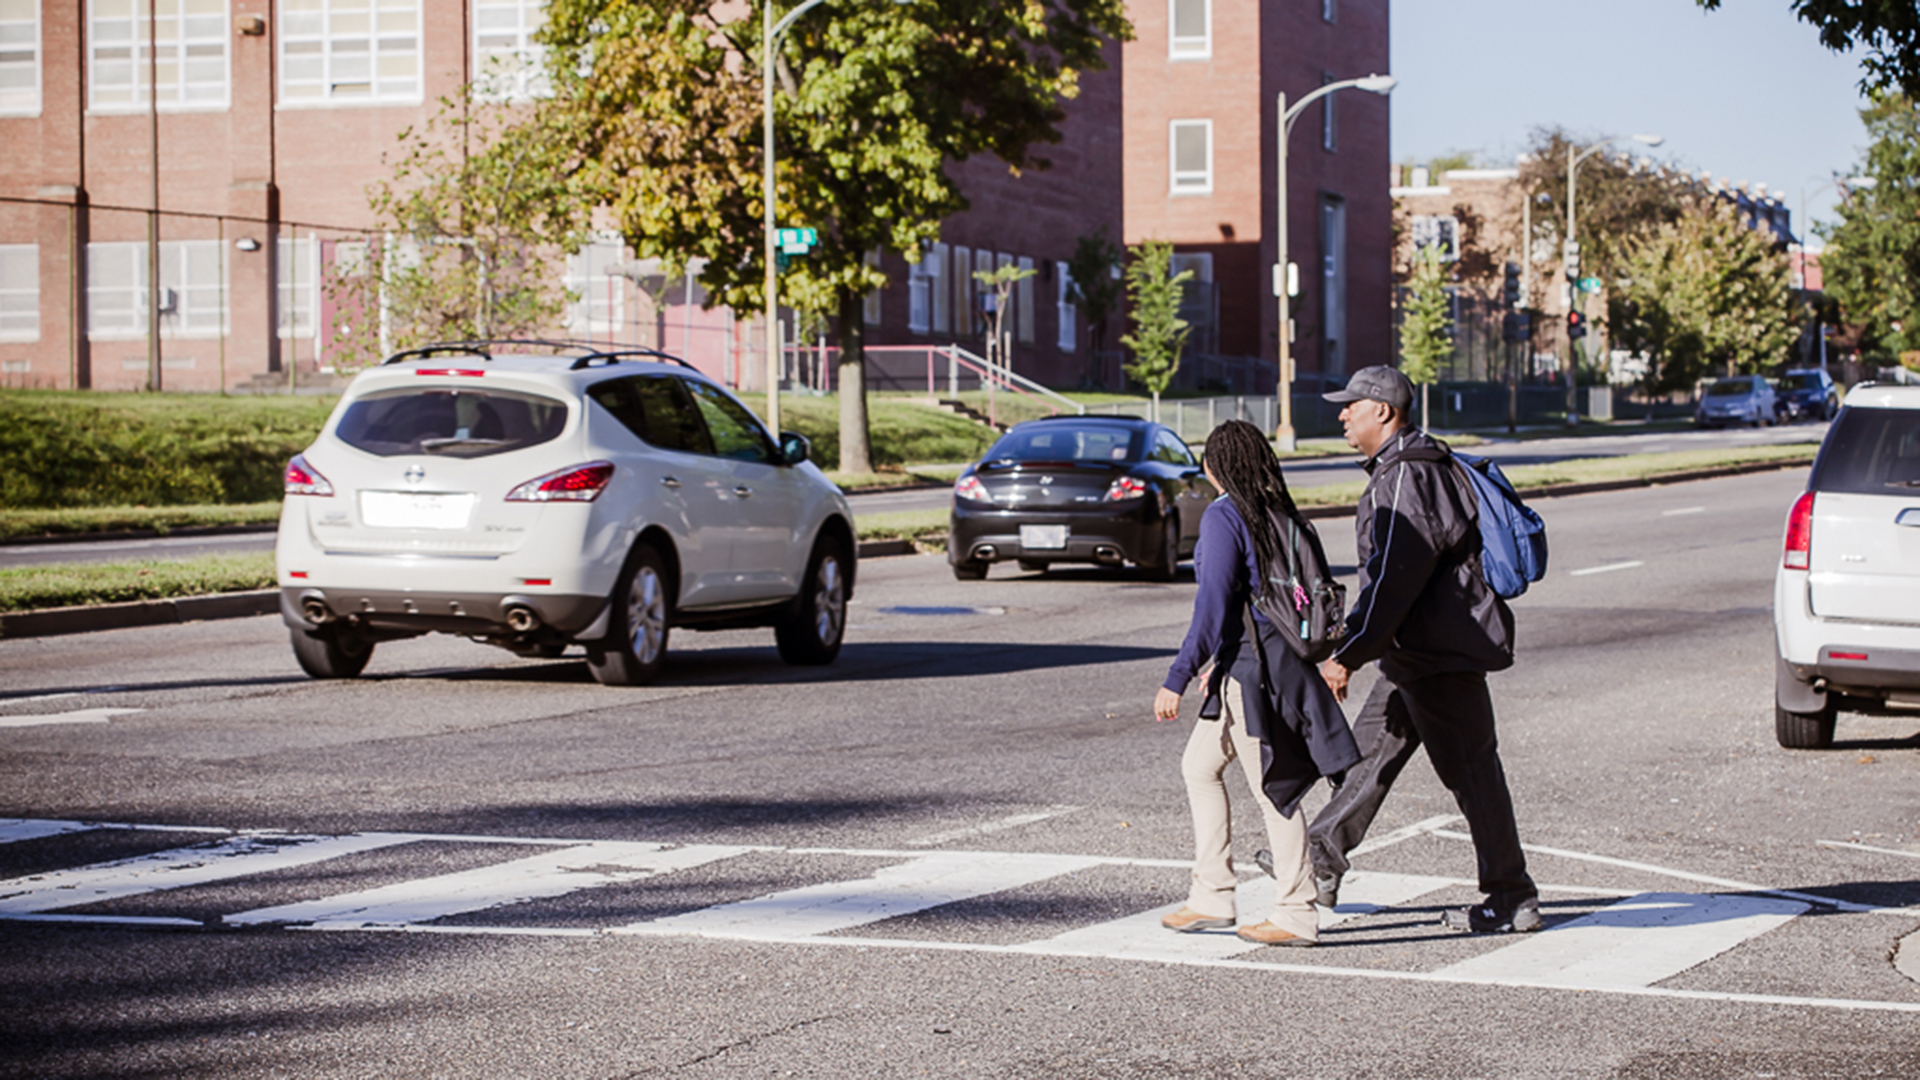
top-left (0, 420), bottom-right (1828, 569)
top-left (4, 467), bottom-right (1918, 1078)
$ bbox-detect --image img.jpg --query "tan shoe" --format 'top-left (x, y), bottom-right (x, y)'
top-left (1160, 907), bottom-right (1234, 933)
top-left (1235, 921), bottom-right (1316, 947)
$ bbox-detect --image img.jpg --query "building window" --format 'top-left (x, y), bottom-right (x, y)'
top-left (88, 0), bottom-right (229, 112)
top-left (1322, 0), bottom-right (1336, 23)
top-left (474, 0), bottom-right (548, 102)
top-left (86, 241), bottom-right (226, 339)
top-left (1055, 262), bottom-right (1075, 353)
top-left (863, 249), bottom-right (882, 326)
top-left (565, 239), bottom-right (627, 337)
top-left (1321, 71), bottom-right (1336, 151)
top-left (908, 246), bottom-right (943, 335)
top-left (1410, 214), bottom-right (1460, 262)
top-left (1170, 120), bottom-right (1212, 195)
top-left (0, 1), bottom-right (39, 117)
top-left (278, 237), bottom-right (318, 339)
top-left (952, 245), bottom-right (971, 337)
top-left (972, 248), bottom-right (994, 335)
top-left (0, 244), bottom-right (37, 342)
top-left (929, 242), bottom-right (950, 334)
top-left (279, 0), bottom-right (421, 106)
top-left (1016, 256), bottom-right (1034, 344)
top-left (1168, 0), bottom-right (1208, 60)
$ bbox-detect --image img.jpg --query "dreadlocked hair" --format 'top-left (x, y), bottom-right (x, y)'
top-left (1202, 419), bottom-right (1300, 598)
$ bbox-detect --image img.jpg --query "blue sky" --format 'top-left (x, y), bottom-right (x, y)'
top-left (1390, 0), bottom-right (1872, 234)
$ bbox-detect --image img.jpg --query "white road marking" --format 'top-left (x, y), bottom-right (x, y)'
top-left (907, 806), bottom-right (1081, 848)
top-left (0, 819), bottom-right (228, 845)
top-left (1432, 828), bottom-right (1913, 917)
top-left (1434, 892), bottom-right (1806, 989)
top-left (1319, 870), bottom-right (1458, 928)
top-left (1569, 560), bottom-right (1645, 577)
top-left (0, 688), bottom-right (127, 707)
top-left (226, 841), bottom-right (749, 928)
top-left (1347, 814), bottom-right (1460, 859)
top-left (1817, 839), bottom-right (1920, 862)
top-left (0, 832), bottom-right (419, 914)
top-left (1017, 876), bottom-right (1277, 962)
top-left (0, 708), bottom-right (143, 729)
top-left (619, 850), bottom-right (1104, 941)
top-left (1661, 506), bottom-right (1706, 517)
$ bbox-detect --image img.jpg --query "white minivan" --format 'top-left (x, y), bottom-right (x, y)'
top-left (1773, 383), bottom-right (1920, 747)
top-left (276, 343), bottom-right (856, 686)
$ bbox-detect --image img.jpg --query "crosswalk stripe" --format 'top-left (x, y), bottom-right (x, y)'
top-left (0, 832), bottom-right (419, 915)
top-left (618, 850), bottom-right (1105, 941)
top-left (1319, 870), bottom-right (1459, 928)
top-left (1017, 876), bottom-right (1278, 961)
top-left (1433, 891), bottom-right (1808, 988)
top-left (225, 842), bottom-right (750, 928)
top-left (0, 818), bottom-right (101, 845)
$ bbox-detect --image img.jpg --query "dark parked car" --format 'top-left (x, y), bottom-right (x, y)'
top-left (1695, 375), bottom-right (1778, 428)
top-left (1775, 369), bottom-right (1840, 422)
top-left (948, 416), bottom-right (1216, 581)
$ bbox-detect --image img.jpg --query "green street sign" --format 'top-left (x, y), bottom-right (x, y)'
top-left (777, 227), bottom-right (818, 255)
top-left (1576, 275), bottom-right (1602, 294)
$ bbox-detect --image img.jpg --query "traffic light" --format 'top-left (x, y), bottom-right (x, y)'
top-left (1567, 310), bottom-right (1588, 341)
top-left (1502, 311), bottom-right (1532, 343)
top-left (1502, 262), bottom-right (1521, 308)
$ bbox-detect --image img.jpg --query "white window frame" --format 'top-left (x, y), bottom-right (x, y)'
top-left (908, 248), bottom-right (936, 335)
top-left (565, 239), bottom-right (628, 338)
top-left (1321, 70), bottom-right (1337, 152)
top-left (473, 0), bottom-right (549, 103)
top-left (0, 1), bottom-right (41, 117)
top-left (952, 244), bottom-right (971, 337)
top-left (1411, 214), bottom-right (1460, 262)
top-left (278, 236), bottom-right (319, 339)
top-left (1322, 0), bottom-right (1336, 23)
top-left (1168, 0), bottom-right (1209, 61)
top-left (278, 0), bottom-right (423, 108)
top-left (87, 0), bottom-right (230, 113)
top-left (1055, 262), bottom-right (1075, 353)
top-left (929, 242), bottom-right (949, 334)
top-left (0, 244), bottom-right (38, 342)
top-left (1170, 119), bottom-right (1213, 196)
top-left (1016, 256), bottom-right (1034, 344)
top-left (87, 240), bottom-right (227, 340)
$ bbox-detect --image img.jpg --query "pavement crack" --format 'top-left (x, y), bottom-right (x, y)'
top-left (627, 1014), bottom-right (837, 1075)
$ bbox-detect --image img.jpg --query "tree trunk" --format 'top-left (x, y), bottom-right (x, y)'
top-left (836, 288), bottom-right (873, 475)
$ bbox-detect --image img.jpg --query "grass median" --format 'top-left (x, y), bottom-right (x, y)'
top-left (0, 502), bottom-right (283, 542)
top-left (0, 552), bottom-right (276, 613)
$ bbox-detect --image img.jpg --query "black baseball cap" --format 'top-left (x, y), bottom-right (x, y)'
top-left (1322, 365), bottom-right (1414, 411)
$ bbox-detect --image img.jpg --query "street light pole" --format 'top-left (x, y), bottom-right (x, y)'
top-left (1273, 73), bottom-right (1394, 452)
top-left (1563, 132), bottom-right (1661, 425)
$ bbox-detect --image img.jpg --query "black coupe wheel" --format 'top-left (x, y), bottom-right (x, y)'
top-left (586, 543), bottom-right (671, 687)
top-left (1774, 696), bottom-right (1837, 750)
top-left (1142, 516), bottom-right (1180, 582)
top-left (776, 536), bottom-right (849, 666)
top-left (289, 625), bottom-right (374, 679)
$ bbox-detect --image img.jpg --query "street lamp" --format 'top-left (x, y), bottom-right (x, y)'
top-left (1273, 73), bottom-right (1394, 452)
top-left (1562, 132), bottom-right (1662, 425)
top-left (761, 0), bottom-right (908, 438)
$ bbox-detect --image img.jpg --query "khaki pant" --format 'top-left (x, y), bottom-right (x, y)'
top-left (1180, 676), bottom-right (1318, 939)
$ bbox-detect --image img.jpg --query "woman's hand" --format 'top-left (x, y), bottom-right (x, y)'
top-left (1153, 687), bottom-right (1183, 722)
top-left (1320, 659), bottom-right (1351, 703)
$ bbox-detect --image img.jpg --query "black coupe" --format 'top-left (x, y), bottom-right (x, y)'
top-left (948, 415), bottom-right (1217, 581)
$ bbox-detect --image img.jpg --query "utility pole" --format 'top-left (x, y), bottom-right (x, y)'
top-left (146, 0), bottom-right (161, 392)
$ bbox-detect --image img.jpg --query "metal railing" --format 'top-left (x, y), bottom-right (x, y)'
top-left (787, 344), bottom-right (1085, 418)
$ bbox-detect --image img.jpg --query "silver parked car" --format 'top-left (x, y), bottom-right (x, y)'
top-left (1695, 375), bottom-right (1778, 428)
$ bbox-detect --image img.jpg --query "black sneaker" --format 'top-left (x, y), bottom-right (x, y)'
top-left (1314, 870), bottom-right (1342, 909)
top-left (1441, 897), bottom-right (1542, 934)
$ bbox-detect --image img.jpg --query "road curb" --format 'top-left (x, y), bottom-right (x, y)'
top-left (0, 589), bottom-right (279, 640)
top-left (0, 458), bottom-right (1813, 640)
top-left (0, 522), bottom-right (279, 548)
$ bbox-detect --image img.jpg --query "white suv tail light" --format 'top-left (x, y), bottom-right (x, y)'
top-left (1783, 491), bottom-right (1814, 570)
top-left (284, 454), bottom-right (333, 496)
top-left (506, 461), bottom-right (615, 502)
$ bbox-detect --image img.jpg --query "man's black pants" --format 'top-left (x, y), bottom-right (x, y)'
top-left (1307, 669), bottom-right (1536, 906)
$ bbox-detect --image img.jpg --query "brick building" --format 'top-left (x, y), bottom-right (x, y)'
top-left (0, 1), bottom-right (1389, 398)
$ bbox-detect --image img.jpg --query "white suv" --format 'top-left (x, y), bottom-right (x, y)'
top-left (276, 343), bottom-right (856, 686)
top-left (1774, 383), bottom-right (1920, 747)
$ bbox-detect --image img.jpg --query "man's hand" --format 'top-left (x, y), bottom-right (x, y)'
top-left (1320, 658), bottom-right (1351, 703)
top-left (1153, 687), bottom-right (1183, 722)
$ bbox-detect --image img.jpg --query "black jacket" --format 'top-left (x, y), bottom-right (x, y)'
top-left (1223, 614), bottom-right (1362, 817)
top-left (1331, 426), bottom-right (1514, 682)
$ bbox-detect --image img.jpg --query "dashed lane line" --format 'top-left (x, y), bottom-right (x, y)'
top-left (1818, 839), bottom-right (1920, 862)
top-left (1569, 560), bottom-right (1645, 577)
top-left (907, 806), bottom-right (1081, 848)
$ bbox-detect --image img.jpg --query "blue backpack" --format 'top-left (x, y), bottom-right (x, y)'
top-left (1453, 452), bottom-right (1548, 599)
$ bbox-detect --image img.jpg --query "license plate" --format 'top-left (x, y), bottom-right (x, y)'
top-left (1020, 524), bottom-right (1068, 550)
top-left (359, 491), bottom-right (477, 530)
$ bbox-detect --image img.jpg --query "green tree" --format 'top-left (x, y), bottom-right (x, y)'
top-left (1398, 244), bottom-right (1452, 427)
top-left (1064, 228), bottom-right (1124, 386)
top-left (1613, 201), bottom-right (1798, 397)
top-left (1698, 1), bottom-right (1920, 100)
top-left (1820, 94), bottom-right (1920, 365)
top-left (1118, 240), bottom-right (1191, 423)
top-left (1516, 127), bottom-right (1701, 287)
top-left (326, 97), bottom-right (587, 372)
top-left (538, 0), bottom-right (1132, 473)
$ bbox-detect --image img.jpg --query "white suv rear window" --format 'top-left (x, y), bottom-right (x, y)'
top-left (335, 387), bottom-right (569, 459)
top-left (1811, 407), bottom-right (1920, 495)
